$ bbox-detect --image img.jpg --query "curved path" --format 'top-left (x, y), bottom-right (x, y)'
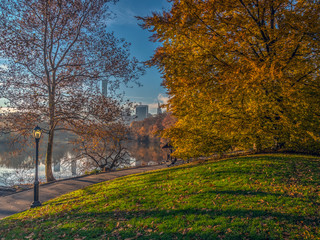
top-left (0, 164), bottom-right (167, 219)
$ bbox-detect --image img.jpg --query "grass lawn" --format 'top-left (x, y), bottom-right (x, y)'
top-left (0, 154), bottom-right (319, 239)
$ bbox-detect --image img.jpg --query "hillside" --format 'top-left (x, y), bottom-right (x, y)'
top-left (0, 154), bottom-right (319, 239)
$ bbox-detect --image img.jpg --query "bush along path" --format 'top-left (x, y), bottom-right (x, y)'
top-left (0, 154), bottom-right (319, 239)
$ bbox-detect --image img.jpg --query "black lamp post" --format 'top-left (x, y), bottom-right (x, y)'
top-left (31, 126), bottom-right (42, 208)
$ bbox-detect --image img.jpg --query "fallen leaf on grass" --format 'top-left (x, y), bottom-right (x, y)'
top-left (25, 232), bottom-right (34, 239)
top-left (182, 227), bottom-right (193, 235)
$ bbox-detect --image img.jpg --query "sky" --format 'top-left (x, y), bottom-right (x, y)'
top-left (107, 0), bottom-right (172, 114)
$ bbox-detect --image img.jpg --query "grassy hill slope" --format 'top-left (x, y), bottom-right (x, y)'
top-left (0, 154), bottom-right (319, 239)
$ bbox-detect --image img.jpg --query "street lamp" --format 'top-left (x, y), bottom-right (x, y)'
top-left (31, 125), bottom-right (42, 208)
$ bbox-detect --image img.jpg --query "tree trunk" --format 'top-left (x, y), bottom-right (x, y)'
top-left (45, 130), bottom-right (56, 182)
top-left (253, 136), bottom-right (262, 153)
top-left (46, 92), bottom-right (56, 182)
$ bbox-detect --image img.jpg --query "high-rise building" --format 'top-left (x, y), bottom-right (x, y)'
top-left (157, 101), bottom-right (162, 115)
top-left (102, 79), bottom-right (108, 97)
top-left (135, 105), bottom-right (148, 121)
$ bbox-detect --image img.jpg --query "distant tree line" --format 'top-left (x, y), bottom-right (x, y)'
top-left (130, 112), bottom-right (176, 143)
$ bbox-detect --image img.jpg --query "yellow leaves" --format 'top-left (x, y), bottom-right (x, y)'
top-left (306, 131), bottom-right (320, 141)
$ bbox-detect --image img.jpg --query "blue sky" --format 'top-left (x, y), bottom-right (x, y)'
top-left (107, 0), bottom-right (172, 113)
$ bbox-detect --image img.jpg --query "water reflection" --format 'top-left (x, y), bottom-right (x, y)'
top-left (0, 140), bottom-right (166, 186)
top-left (129, 141), bottom-right (166, 166)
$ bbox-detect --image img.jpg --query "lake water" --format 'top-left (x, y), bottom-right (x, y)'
top-left (0, 140), bottom-right (167, 186)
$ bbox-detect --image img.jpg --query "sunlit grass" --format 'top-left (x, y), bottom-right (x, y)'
top-left (0, 154), bottom-right (319, 239)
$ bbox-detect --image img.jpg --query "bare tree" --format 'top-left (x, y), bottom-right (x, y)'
top-left (74, 121), bottom-right (132, 172)
top-left (0, 0), bottom-right (143, 182)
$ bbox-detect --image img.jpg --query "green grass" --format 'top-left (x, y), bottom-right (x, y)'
top-left (0, 154), bottom-right (319, 239)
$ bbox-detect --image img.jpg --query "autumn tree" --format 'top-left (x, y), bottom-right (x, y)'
top-left (140, 0), bottom-right (320, 158)
top-left (0, 0), bottom-right (144, 182)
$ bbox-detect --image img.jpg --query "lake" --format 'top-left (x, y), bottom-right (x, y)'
top-left (0, 139), bottom-right (167, 186)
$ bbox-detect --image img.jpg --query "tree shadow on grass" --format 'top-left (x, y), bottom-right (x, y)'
top-left (190, 189), bottom-right (319, 204)
top-left (1, 206), bottom-right (318, 240)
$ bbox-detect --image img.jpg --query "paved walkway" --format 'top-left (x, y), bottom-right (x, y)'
top-left (0, 164), bottom-right (167, 219)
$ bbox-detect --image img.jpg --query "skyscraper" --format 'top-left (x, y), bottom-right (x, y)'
top-left (135, 105), bottom-right (148, 121)
top-left (102, 79), bottom-right (108, 97)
